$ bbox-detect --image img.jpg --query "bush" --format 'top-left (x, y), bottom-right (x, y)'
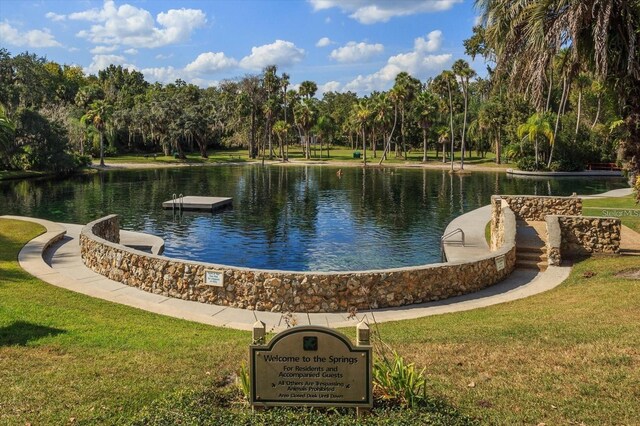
top-left (516, 156), bottom-right (540, 171)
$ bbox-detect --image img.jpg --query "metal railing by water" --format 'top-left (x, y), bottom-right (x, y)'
top-left (440, 228), bottom-right (465, 262)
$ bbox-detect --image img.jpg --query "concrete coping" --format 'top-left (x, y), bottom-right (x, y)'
top-left (82, 214), bottom-right (515, 276)
top-left (1, 215), bottom-right (67, 270)
top-left (493, 194), bottom-right (581, 200)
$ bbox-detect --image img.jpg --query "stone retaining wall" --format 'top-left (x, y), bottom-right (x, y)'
top-left (499, 195), bottom-right (582, 221)
top-left (557, 215), bottom-right (621, 256)
top-left (546, 215), bottom-right (620, 265)
top-left (80, 215), bottom-right (516, 313)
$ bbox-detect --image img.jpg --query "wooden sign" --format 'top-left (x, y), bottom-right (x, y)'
top-left (495, 254), bottom-right (506, 271)
top-left (250, 325), bottom-right (372, 408)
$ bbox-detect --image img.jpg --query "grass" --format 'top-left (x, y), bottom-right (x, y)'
top-left (2, 218), bottom-right (639, 425)
top-left (583, 194), bottom-right (640, 232)
top-left (101, 146), bottom-right (511, 169)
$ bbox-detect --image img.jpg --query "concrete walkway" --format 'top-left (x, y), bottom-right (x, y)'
top-left (3, 187), bottom-right (633, 331)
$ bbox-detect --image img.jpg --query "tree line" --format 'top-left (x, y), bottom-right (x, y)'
top-left (0, 0), bottom-right (638, 185)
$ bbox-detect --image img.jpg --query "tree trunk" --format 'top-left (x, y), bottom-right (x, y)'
top-left (422, 127), bottom-right (428, 162)
top-left (362, 128), bottom-right (367, 167)
top-left (448, 82), bottom-right (454, 172)
top-left (592, 95), bottom-right (601, 128)
top-left (575, 89), bottom-right (582, 135)
top-left (461, 84), bottom-right (468, 170)
top-left (99, 132), bottom-right (105, 167)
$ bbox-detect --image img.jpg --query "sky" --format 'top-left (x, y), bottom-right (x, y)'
top-left (0, 0), bottom-right (484, 95)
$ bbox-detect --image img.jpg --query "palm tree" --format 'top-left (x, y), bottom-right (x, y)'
top-left (433, 71), bottom-right (457, 171)
top-left (294, 99), bottom-right (316, 159)
top-left (393, 72), bottom-right (421, 159)
top-left (353, 100), bottom-right (372, 167)
top-left (452, 59), bottom-right (476, 170)
top-left (414, 90), bottom-right (438, 162)
top-left (299, 81), bottom-right (318, 100)
top-left (272, 120), bottom-right (290, 160)
top-left (517, 113), bottom-right (554, 170)
top-left (81, 100), bottom-right (113, 167)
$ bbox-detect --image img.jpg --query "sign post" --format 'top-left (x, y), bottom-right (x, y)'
top-left (250, 323), bottom-right (373, 410)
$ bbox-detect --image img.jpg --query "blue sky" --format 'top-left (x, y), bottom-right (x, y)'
top-left (0, 0), bottom-right (483, 95)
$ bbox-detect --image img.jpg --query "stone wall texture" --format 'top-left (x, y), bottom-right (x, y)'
top-left (80, 215), bottom-right (516, 313)
top-left (556, 215), bottom-right (621, 256)
top-left (500, 195), bottom-right (582, 221)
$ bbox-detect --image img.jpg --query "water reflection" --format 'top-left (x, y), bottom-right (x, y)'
top-left (0, 165), bottom-right (627, 271)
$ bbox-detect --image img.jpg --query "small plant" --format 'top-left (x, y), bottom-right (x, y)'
top-left (236, 363), bottom-right (250, 401)
top-left (373, 349), bottom-right (428, 407)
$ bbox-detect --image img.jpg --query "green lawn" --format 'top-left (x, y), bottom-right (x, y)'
top-left (2, 219), bottom-right (638, 425)
top-left (583, 194), bottom-right (640, 232)
top-left (101, 146), bottom-right (510, 169)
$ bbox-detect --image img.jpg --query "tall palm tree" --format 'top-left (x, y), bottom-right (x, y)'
top-left (294, 99), bottom-right (316, 159)
top-left (414, 90), bottom-right (438, 162)
top-left (452, 59), bottom-right (476, 170)
top-left (272, 120), bottom-right (289, 160)
top-left (433, 71), bottom-right (457, 171)
top-left (353, 100), bottom-right (372, 167)
top-left (81, 99), bottom-right (113, 167)
top-left (517, 113), bottom-right (554, 170)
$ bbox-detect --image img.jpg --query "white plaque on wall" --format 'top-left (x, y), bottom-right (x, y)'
top-left (495, 255), bottom-right (506, 271)
top-left (204, 270), bottom-right (224, 286)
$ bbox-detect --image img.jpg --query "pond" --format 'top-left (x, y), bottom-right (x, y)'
top-left (0, 165), bottom-right (627, 271)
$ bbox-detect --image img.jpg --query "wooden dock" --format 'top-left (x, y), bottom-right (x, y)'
top-left (162, 196), bottom-right (232, 212)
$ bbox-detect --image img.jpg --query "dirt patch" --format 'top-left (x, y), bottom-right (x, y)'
top-left (616, 268), bottom-right (640, 279)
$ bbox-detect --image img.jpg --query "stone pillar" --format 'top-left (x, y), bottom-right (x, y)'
top-left (252, 320), bottom-right (266, 345)
top-left (356, 321), bottom-right (370, 346)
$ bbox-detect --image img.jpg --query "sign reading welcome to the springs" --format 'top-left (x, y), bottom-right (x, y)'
top-left (250, 326), bottom-right (372, 408)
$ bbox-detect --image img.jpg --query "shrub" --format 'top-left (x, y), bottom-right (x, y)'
top-left (516, 156), bottom-right (540, 171)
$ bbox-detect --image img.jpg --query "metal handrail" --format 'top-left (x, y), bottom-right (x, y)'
top-left (440, 228), bottom-right (465, 262)
top-left (441, 228), bottom-right (465, 246)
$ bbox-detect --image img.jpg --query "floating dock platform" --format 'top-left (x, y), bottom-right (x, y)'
top-left (162, 196), bottom-right (232, 212)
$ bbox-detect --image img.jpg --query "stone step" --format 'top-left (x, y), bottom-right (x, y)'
top-left (517, 251), bottom-right (548, 262)
top-left (620, 249), bottom-right (640, 256)
top-left (516, 245), bottom-right (546, 254)
top-left (516, 259), bottom-right (548, 272)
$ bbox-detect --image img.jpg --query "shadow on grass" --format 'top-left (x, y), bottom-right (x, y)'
top-left (0, 321), bottom-right (66, 346)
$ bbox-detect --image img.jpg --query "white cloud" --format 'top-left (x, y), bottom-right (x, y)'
top-left (414, 30), bottom-right (442, 53)
top-left (155, 53), bottom-right (173, 59)
top-left (309, 0), bottom-right (462, 24)
top-left (90, 45), bottom-right (119, 54)
top-left (185, 52), bottom-right (238, 73)
top-left (239, 40), bottom-right (305, 70)
top-left (0, 21), bottom-right (62, 48)
top-left (140, 66), bottom-right (182, 83)
top-left (71, 0), bottom-right (206, 48)
top-left (342, 31), bottom-right (452, 94)
top-left (318, 81), bottom-right (341, 94)
top-left (124, 48), bottom-right (138, 55)
top-left (45, 12), bottom-right (66, 22)
top-left (474, 15), bottom-right (482, 26)
top-left (84, 54), bottom-right (136, 75)
top-left (329, 41), bottom-right (384, 63)
top-left (316, 37), bottom-right (332, 47)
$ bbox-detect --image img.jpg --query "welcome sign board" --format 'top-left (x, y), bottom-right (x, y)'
top-left (250, 325), bottom-right (372, 408)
